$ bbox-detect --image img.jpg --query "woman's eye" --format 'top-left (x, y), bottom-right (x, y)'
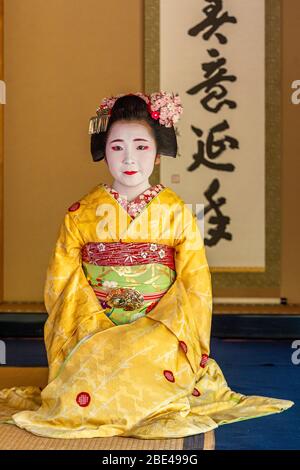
top-left (111, 146), bottom-right (122, 151)
top-left (137, 145), bottom-right (149, 150)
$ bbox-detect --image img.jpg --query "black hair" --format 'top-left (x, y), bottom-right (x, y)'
top-left (90, 94), bottom-right (178, 161)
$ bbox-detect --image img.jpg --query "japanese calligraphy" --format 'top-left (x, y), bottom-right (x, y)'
top-left (186, 0), bottom-right (238, 246)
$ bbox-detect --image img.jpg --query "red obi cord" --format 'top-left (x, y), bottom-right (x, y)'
top-left (81, 241), bottom-right (175, 271)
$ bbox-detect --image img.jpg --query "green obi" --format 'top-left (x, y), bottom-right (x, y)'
top-left (82, 262), bottom-right (176, 325)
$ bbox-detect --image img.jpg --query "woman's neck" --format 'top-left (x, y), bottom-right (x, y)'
top-left (112, 180), bottom-right (151, 202)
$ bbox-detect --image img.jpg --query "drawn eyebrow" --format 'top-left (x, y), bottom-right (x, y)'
top-left (109, 138), bottom-right (149, 143)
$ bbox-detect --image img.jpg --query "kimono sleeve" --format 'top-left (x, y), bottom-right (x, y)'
top-left (174, 206), bottom-right (213, 357)
top-left (43, 211), bottom-right (107, 379)
top-left (44, 211), bottom-right (84, 314)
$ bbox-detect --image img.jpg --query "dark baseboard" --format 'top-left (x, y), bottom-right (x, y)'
top-left (0, 313), bottom-right (46, 338)
top-left (212, 314), bottom-right (300, 338)
top-left (1, 313), bottom-right (300, 339)
top-left (1, 313), bottom-right (300, 367)
top-left (0, 338), bottom-right (47, 366)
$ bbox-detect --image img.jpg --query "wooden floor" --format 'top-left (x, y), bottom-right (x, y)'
top-left (0, 367), bottom-right (48, 388)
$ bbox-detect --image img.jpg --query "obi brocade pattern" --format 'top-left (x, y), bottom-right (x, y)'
top-left (81, 241), bottom-right (175, 270)
top-left (81, 242), bottom-right (176, 325)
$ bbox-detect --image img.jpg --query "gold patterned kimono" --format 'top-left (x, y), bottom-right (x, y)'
top-left (0, 183), bottom-right (293, 439)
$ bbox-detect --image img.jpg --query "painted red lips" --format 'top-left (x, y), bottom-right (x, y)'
top-left (123, 171), bottom-right (138, 175)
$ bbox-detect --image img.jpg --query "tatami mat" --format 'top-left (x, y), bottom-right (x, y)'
top-left (0, 422), bottom-right (214, 450)
top-left (0, 368), bottom-right (214, 450)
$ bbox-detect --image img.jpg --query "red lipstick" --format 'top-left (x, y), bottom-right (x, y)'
top-left (123, 171), bottom-right (138, 175)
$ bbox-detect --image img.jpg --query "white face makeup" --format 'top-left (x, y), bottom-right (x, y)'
top-left (105, 121), bottom-right (157, 188)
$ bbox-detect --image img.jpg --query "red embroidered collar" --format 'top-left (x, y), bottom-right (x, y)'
top-left (103, 183), bottom-right (165, 219)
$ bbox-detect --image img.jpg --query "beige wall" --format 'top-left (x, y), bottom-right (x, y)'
top-left (3, 0), bottom-right (143, 301)
top-left (281, 0), bottom-right (300, 303)
top-left (3, 0), bottom-right (300, 303)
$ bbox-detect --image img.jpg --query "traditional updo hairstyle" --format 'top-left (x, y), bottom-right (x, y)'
top-left (90, 94), bottom-right (178, 162)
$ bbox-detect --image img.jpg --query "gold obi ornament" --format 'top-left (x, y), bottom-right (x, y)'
top-left (105, 287), bottom-right (145, 311)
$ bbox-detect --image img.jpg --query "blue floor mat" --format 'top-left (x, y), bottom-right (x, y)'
top-left (210, 338), bottom-right (299, 450)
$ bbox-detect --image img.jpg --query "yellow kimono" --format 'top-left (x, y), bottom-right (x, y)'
top-left (0, 183), bottom-right (293, 439)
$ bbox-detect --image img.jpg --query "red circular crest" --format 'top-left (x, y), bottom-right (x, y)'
top-left (76, 392), bottom-right (91, 407)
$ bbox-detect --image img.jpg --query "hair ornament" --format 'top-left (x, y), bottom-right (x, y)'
top-left (88, 91), bottom-right (183, 134)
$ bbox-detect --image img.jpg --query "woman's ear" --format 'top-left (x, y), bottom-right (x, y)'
top-left (154, 154), bottom-right (161, 165)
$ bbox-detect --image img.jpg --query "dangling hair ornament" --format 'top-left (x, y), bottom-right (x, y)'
top-left (88, 107), bottom-right (111, 134)
top-left (88, 91), bottom-right (183, 134)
